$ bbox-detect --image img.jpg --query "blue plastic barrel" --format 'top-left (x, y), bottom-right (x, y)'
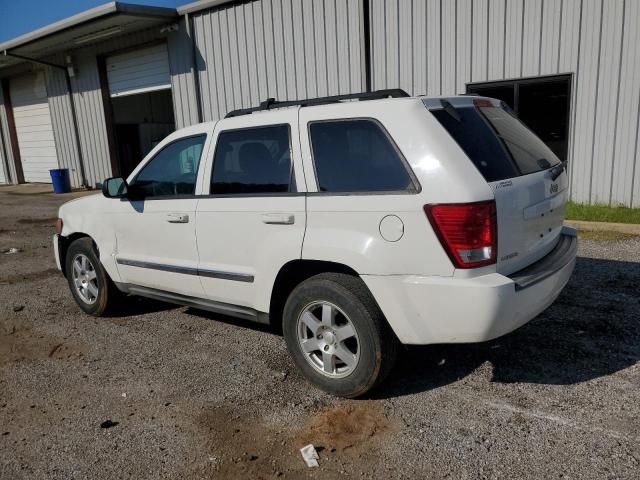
top-left (49, 168), bottom-right (71, 194)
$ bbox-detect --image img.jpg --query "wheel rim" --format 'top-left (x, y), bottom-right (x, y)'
top-left (296, 301), bottom-right (360, 378)
top-left (71, 253), bottom-right (99, 305)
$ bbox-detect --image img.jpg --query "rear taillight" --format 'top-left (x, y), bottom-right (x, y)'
top-left (424, 201), bottom-right (497, 268)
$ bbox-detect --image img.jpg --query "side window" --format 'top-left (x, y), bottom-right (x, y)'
top-left (132, 135), bottom-right (205, 197)
top-left (210, 125), bottom-right (293, 194)
top-left (309, 119), bottom-right (415, 193)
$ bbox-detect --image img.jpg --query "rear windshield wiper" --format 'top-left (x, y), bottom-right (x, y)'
top-left (549, 161), bottom-right (566, 181)
top-left (537, 158), bottom-right (552, 170)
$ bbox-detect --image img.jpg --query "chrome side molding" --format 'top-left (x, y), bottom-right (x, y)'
top-left (116, 258), bottom-right (254, 283)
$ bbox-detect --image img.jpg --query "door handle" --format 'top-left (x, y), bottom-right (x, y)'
top-left (261, 213), bottom-right (295, 225)
top-left (166, 213), bottom-right (189, 223)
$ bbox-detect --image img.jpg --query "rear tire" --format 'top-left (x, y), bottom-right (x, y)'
top-left (64, 237), bottom-right (122, 316)
top-left (282, 273), bottom-right (398, 398)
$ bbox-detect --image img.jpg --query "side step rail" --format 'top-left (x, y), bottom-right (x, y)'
top-left (119, 284), bottom-right (270, 325)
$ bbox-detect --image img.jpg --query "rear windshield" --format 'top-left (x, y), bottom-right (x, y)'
top-left (429, 100), bottom-right (561, 182)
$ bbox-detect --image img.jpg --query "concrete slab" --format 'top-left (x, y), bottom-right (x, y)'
top-left (0, 184), bottom-right (95, 198)
top-left (565, 219), bottom-right (640, 235)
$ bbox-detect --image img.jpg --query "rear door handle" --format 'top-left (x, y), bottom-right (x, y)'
top-left (166, 213), bottom-right (189, 223)
top-left (261, 213), bottom-right (295, 225)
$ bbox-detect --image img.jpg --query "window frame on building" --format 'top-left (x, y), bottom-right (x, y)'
top-left (466, 74), bottom-right (573, 162)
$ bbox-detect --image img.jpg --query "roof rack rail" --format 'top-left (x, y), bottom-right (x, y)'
top-left (224, 89), bottom-right (410, 118)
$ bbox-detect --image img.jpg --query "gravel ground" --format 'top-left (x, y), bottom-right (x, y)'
top-left (1, 188), bottom-right (639, 479)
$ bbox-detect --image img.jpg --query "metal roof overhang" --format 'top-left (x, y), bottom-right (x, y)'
top-left (0, 2), bottom-right (178, 69)
top-left (177, 0), bottom-right (234, 15)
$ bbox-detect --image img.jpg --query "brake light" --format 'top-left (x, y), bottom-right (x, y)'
top-left (424, 201), bottom-right (497, 268)
top-left (55, 218), bottom-right (63, 235)
top-left (473, 98), bottom-right (494, 108)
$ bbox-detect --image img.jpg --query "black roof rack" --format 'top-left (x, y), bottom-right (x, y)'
top-left (224, 89), bottom-right (410, 118)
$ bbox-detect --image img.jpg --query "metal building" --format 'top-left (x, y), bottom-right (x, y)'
top-left (0, 0), bottom-right (638, 206)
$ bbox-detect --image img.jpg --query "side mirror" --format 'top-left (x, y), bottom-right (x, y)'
top-left (102, 177), bottom-right (129, 198)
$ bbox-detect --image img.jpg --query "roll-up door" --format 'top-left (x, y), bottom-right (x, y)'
top-left (10, 72), bottom-right (59, 183)
top-left (106, 44), bottom-right (171, 97)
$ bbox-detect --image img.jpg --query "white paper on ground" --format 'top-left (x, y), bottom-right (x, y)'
top-left (300, 444), bottom-right (319, 467)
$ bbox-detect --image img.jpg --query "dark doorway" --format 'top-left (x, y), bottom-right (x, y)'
top-left (467, 75), bottom-right (572, 161)
top-left (110, 89), bottom-right (175, 178)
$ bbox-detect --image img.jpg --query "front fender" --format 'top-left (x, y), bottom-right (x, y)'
top-left (58, 194), bottom-right (121, 283)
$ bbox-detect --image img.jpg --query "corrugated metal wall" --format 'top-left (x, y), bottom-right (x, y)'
top-left (45, 62), bottom-right (83, 188)
top-left (370, 0), bottom-right (640, 207)
top-left (167, 17), bottom-right (201, 129)
top-left (0, 83), bottom-right (8, 183)
top-left (0, 140), bottom-right (6, 183)
top-left (190, 0), bottom-right (366, 121)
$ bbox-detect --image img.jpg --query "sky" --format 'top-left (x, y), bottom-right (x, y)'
top-left (0, 0), bottom-right (184, 43)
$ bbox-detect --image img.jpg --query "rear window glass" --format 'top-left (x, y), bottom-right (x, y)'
top-left (429, 101), bottom-right (561, 182)
top-left (309, 119), bottom-right (415, 193)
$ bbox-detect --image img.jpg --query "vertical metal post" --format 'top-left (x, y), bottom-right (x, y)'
top-left (0, 98), bottom-right (12, 183)
top-left (362, 0), bottom-right (372, 92)
top-left (64, 68), bottom-right (88, 188)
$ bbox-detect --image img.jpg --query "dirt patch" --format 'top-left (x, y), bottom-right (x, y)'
top-left (16, 217), bottom-right (57, 225)
top-left (188, 400), bottom-right (394, 478)
top-left (294, 401), bottom-right (389, 451)
top-left (48, 342), bottom-right (85, 360)
top-left (0, 268), bottom-right (61, 285)
top-left (191, 405), bottom-right (293, 479)
top-left (0, 326), bottom-right (86, 366)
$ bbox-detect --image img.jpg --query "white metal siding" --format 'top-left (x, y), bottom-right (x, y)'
top-left (0, 148), bottom-right (6, 183)
top-left (45, 60), bottom-right (83, 188)
top-left (0, 82), bottom-right (17, 184)
top-left (106, 44), bottom-right (171, 97)
top-left (167, 17), bottom-right (201, 129)
top-left (191, 0), bottom-right (366, 121)
top-left (370, 0), bottom-right (640, 207)
top-left (10, 72), bottom-right (58, 183)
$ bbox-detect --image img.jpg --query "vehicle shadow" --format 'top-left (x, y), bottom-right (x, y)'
top-left (107, 295), bottom-right (177, 317)
top-left (103, 256), bottom-right (638, 397)
top-left (374, 256), bottom-right (640, 399)
top-left (183, 307), bottom-right (279, 336)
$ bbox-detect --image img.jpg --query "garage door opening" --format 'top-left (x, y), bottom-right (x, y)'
top-left (467, 75), bottom-right (572, 161)
top-left (104, 44), bottom-right (175, 177)
top-left (111, 89), bottom-right (175, 177)
top-left (9, 72), bottom-right (59, 183)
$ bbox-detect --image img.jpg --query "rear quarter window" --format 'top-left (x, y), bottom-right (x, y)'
top-left (308, 119), bottom-right (416, 193)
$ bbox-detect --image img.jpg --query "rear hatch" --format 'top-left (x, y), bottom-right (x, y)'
top-left (424, 96), bottom-right (568, 275)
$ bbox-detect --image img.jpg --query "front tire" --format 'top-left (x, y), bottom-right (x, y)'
top-left (64, 237), bottom-right (121, 316)
top-left (282, 273), bottom-right (398, 398)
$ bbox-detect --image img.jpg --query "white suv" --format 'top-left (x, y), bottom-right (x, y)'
top-left (54, 90), bottom-right (577, 397)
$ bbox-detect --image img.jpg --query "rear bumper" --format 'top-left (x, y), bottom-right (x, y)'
top-left (362, 228), bottom-right (577, 345)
